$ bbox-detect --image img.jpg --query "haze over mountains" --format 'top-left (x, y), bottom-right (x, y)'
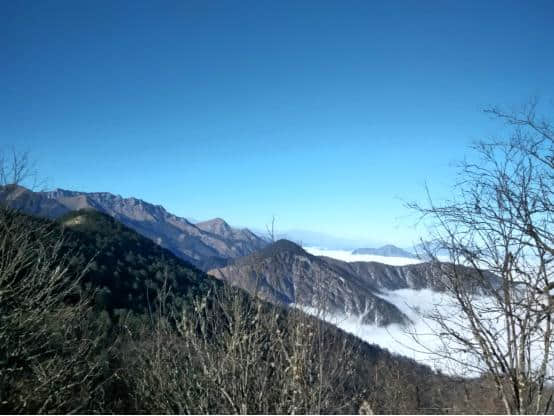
top-left (304, 246), bottom-right (422, 266)
top-left (272, 229), bottom-right (380, 250)
top-left (273, 229), bottom-right (417, 253)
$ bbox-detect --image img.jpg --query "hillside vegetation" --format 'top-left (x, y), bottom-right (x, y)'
top-left (0, 207), bottom-right (507, 413)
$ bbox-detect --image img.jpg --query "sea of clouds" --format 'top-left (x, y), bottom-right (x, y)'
top-left (299, 244), bottom-right (471, 374)
top-left (303, 247), bottom-right (422, 266)
top-left (300, 246), bottom-right (553, 378)
top-left (298, 288), bottom-right (467, 375)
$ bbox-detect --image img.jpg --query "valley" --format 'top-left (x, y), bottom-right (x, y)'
top-left (0, 185), bottom-right (499, 375)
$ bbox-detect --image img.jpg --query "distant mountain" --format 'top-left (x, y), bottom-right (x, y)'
top-left (352, 245), bottom-right (417, 259)
top-left (0, 186), bottom-right (267, 270)
top-left (321, 256), bottom-right (452, 292)
top-left (0, 185), bottom-right (69, 218)
top-left (411, 241), bottom-right (452, 258)
top-left (210, 239), bottom-right (408, 326)
top-left (274, 229), bottom-right (378, 250)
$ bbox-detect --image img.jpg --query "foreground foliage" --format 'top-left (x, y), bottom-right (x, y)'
top-left (0, 208), bottom-right (513, 413)
top-left (410, 103), bottom-right (554, 414)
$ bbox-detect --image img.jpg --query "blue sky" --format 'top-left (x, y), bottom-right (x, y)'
top-left (2, 1), bottom-right (553, 246)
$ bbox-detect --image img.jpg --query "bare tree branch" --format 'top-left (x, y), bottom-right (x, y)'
top-left (409, 101), bottom-right (554, 414)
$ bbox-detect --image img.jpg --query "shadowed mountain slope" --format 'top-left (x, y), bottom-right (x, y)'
top-left (321, 256), bottom-right (450, 291)
top-left (57, 209), bottom-right (221, 312)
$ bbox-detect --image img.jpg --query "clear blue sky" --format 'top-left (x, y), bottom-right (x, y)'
top-left (2, 1), bottom-right (553, 246)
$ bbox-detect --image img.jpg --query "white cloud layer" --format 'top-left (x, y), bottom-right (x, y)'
top-left (300, 246), bottom-right (553, 378)
top-left (298, 289), bottom-right (459, 374)
top-left (304, 246), bottom-right (422, 266)
top-left (299, 288), bottom-right (554, 378)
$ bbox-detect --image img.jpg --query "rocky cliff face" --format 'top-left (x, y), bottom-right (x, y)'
top-left (0, 186), bottom-right (267, 270)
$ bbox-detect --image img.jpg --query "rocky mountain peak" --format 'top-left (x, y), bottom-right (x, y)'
top-left (259, 239), bottom-right (307, 258)
top-left (196, 217), bottom-right (233, 235)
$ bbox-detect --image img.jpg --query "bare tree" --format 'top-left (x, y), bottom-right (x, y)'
top-left (266, 215), bottom-right (277, 242)
top-left (0, 149), bottom-right (38, 190)
top-left (0, 152), bottom-right (112, 412)
top-left (409, 101), bottom-right (553, 414)
top-left (124, 275), bottom-right (364, 414)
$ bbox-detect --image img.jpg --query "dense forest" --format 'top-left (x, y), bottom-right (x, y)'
top-left (1, 207), bottom-right (508, 413)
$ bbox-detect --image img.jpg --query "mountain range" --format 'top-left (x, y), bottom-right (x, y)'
top-left (0, 186), bottom-right (267, 270)
top-left (3, 206), bottom-right (480, 413)
top-left (1, 185), bottom-right (496, 329)
top-left (209, 239), bottom-right (490, 326)
top-left (209, 239), bottom-right (407, 326)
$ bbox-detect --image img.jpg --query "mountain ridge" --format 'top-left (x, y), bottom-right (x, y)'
top-left (210, 239), bottom-right (409, 326)
top-left (210, 239), bottom-right (499, 326)
top-left (0, 185), bottom-right (267, 270)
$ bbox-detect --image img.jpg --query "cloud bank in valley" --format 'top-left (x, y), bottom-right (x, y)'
top-left (299, 289), bottom-right (462, 374)
top-left (302, 288), bottom-right (554, 379)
